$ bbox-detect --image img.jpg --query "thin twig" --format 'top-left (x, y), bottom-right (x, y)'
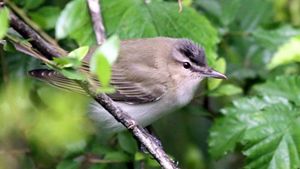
top-left (86, 0), bottom-right (106, 45)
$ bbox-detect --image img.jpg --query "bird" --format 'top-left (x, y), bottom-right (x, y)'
top-left (29, 37), bottom-right (226, 133)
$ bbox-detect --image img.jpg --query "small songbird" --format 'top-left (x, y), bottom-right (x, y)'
top-left (29, 37), bottom-right (226, 132)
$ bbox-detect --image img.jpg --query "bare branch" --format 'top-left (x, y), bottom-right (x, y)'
top-left (9, 12), bottom-right (67, 59)
top-left (6, 1), bottom-right (59, 47)
top-left (86, 0), bottom-right (106, 45)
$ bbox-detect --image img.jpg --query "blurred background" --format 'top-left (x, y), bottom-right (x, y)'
top-left (1, 0), bottom-right (300, 169)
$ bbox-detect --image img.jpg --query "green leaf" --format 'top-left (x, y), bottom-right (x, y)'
top-left (104, 151), bottom-right (131, 162)
top-left (52, 46), bottom-right (89, 69)
top-left (98, 35), bottom-right (120, 64)
top-left (56, 160), bottom-right (79, 169)
top-left (208, 57), bottom-right (226, 90)
top-left (236, 0), bottom-right (273, 32)
top-left (0, 7), bottom-right (9, 40)
top-left (60, 69), bottom-right (86, 81)
top-left (252, 26), bottom-right (300, 49)
top-left (56, 0), bottom-right (220, 64)
top-left (210, 76), bottom-right (300, 169)
top-left (29, 6), bottom-right (61, 30)
top-left (89, 36), bottom-right (120, 89)
top-left (68, 46), bottom-right (89, 61)
top-left (53, 57), bottom-right (81, 68)
top-left (117, 132), bottom-right (138, 154)
top-left (90, 52), bottom-right (111, 87)
top-left (267, 36), bottom-right (300, 69)
top-left (219, 0), bottom-right (242, 26)
top-left (55, 0), bottom-right (96, 45)
top-left (253, 76), bottom-right (300, 106)
top-left (24, 0), bottom-right (44, 10)
top-left (209, 84), bottom-right (242, 97)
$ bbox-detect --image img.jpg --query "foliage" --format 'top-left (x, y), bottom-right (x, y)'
top-left (209, 76), bottom-right (300, 169)
top-left (0, 7), bottom-right (9, 39)
top-left (1, 0), bottom-right (300, 169)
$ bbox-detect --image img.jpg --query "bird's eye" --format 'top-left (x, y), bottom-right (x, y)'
top-left (183, 62), bottom-right (191, 69)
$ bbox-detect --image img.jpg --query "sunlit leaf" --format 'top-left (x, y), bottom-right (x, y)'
top-left (67, 46), bottom-right (89, 61)
top-left (90, 52), bottom-right (110, 87)
top-left (209, 84), bottom-right (242, 97)
top-left (53, 57), bottom-right (81, 68)
top-left (208, 57), bottom-right (226, 90)
top-left (252, 26), bottom-right (300, 49)
top-left (55, 0), bottom-right (96, 45)
top-left (268, 36), bottom-right (300, 69)
top-left (89, 36), bottom-right (120, 90)
top-left (60, 69), bottom-right (86, 81)
top-left (29, 87), bottom-right (91, 155)
top-left (98, 35), bottom-right (120, 64)
top-left (56, 160), bottom-right (80, 169)
top-left (0, 7), bottom-right (9, 39)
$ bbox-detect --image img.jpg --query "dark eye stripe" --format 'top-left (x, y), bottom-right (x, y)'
top-left (177, 40), bottom-right (207, 67)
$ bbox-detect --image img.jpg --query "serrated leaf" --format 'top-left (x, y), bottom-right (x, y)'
top-left (253, 76), bottom-right (300, 106)
top-left (0, 7), bottom-right (9, 40)
top-left (210, 76), bottom-right (300, 169)
top-left (117, 132), bottom-right (138, 154)
top-left (267, 37), bottom-right (300, 69)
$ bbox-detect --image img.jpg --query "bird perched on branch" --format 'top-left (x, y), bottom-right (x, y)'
top-left (29, 37), bottom-right (226, 132)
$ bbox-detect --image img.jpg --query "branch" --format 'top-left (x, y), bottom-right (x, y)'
top-left (86, 1), bottom-right (179, 168)
top-left (4, 3), bottom-right (179, 169)
top-left (86, 0), bottom-right (106, 45)
top-left (9, 12), bottom-right (67, 59)
top-left (6, 1), bottom-right (59, 47)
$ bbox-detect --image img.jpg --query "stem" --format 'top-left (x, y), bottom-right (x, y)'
top-left (86, 0), bottom-right (106, 45)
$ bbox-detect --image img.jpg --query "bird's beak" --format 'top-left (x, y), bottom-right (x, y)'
top-left (202, 67), bottom-right (227, 79)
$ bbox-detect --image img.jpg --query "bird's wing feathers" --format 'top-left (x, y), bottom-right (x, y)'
top-left (29, 67), bottom-right (167, 104)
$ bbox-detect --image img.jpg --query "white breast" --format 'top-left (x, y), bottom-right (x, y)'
top-left (89, 79), bottom-right (201, 133)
